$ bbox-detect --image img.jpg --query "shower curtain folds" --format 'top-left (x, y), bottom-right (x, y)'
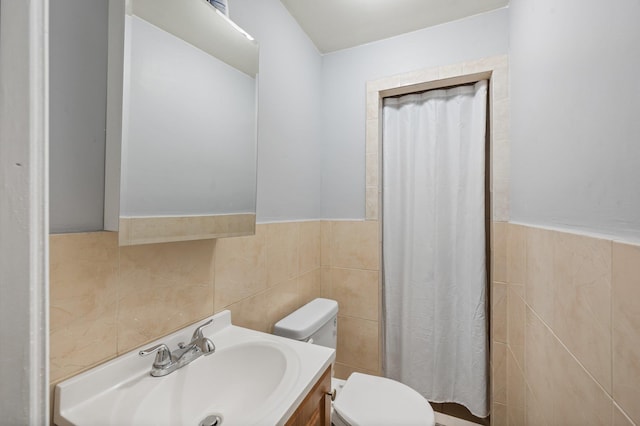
top-left (382, 80), bottom-right (489, 418)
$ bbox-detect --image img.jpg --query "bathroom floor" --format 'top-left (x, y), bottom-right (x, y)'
top-left (434, 412), bottom-right (483, 426)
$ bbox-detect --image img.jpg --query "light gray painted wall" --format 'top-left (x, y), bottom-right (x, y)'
top-left (50, 2), bottom-right (508, 226)
top-left (509, 0), bottom-right (640, 238)
top-left (51, 0), bottom-right (322, 228)
top-left (231, 0), bottom-right (323, 222)
top-left (50, 0), bottom-right (108, 232)
top-left (320, 8), bottom-right (510, 219)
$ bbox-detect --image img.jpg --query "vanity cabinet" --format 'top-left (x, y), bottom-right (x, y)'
top-left (286, 366), bottom-right (332, 426)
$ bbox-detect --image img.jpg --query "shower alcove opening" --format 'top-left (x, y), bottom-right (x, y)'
top-left (364, 55), bottom-right (510, 426)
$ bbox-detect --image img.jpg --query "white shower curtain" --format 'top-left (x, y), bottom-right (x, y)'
top-left (382, 80), bottom-right (488, 417)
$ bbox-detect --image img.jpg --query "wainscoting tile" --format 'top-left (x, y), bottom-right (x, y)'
top-left (336, 315), bottom-right (379, 372)
top-left (50, 232), bottom-right (118, 332)
top-left (226, 292), bottom-right (268, 333)
top-left (50, 231), bottom-right (118, 381)
top-left (525, 384), bottom-right (549, 426)
top-left (612, 242), bottom-right (640, 425)
top-left (298, 221), bottom-right (320, 275)
top-left (614, 403), bottom-right (635, 426)
top-left (506, 347), bottom-right (525, 426)
top-left (213, 225), bottom-right (266, 310)
top-left (265, 278), bottom-right (300, 333)
top-left (492, 403), bottom-right (507, 426)
top-left (331, 221), bottom-right (379, 270)
top-left (50, 232), bottom-right (118, 381)
top-left (492, 222), bottom-right (507, 283)
top-left (507, 224), bottom-right (526, 285)
top-left (50, 311), bottom-right (117, 382)
top-left (525, 226), bottom-right (554, 327)
top-left (553, 231), bottom-right (612, 393)
top-left (552, 325), bottom-right (611, 426)
top-left (492, 282), bottom-right (507, 343)
top-left (298, 269), bottom-right (322, 306)
top-left (320, 266), bottom-right (332, 298)
top-left (525, 307), bottom-right (559, 423)
top-left (329, 268), bottom-right (379, 321)
top-left (508, 285), bottom-right (526, 370)
top-left (117, 239), bottom-right (215, 353)
top-left (492, 342), bottom-right (507, 404)
top-left (528, 303), bottom-right (611, 425)
top-left (266, 222), bottom-right (300, 287)
top-left (321, 221), bottom-right (331, 266)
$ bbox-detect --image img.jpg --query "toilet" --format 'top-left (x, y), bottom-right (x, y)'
top-left (274, 298), bottom-right (435, 426)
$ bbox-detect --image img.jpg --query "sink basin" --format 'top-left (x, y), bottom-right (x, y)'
top-left (54, 311), bottom-right (335, 426)
top-left (118, 342), bottom-right (297, 425)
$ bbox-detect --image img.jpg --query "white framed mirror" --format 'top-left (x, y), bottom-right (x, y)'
top-left (105, 0), bottom-right (259, 245)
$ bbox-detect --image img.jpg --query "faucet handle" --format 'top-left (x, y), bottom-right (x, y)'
top-left (199, 337), bottom-right (216, 355)
top-left (191, 319), bottom-right (213, 340)
top-left (139, 343), bottom-right (173, 368)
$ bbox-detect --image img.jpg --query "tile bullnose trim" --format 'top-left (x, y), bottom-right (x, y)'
top-left (118, 213), bottom-right (256, 245)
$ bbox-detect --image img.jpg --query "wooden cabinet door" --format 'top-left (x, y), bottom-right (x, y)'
top-left (285, 366), bottom-right (332, 426)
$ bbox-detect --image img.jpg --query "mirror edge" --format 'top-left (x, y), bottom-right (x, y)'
top-left (104, 0), bottom-right (125, 232)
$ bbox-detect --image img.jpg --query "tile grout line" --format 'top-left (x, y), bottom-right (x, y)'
top-left (525, 303), bottom-right (614, 401)
top-left (610, 240), bottom-right (614, 426)
top-left (518, 223), bottom-right (620, 414)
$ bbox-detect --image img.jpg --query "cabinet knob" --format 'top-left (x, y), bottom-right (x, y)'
top-left (327, 389), bottom-right (337, 401)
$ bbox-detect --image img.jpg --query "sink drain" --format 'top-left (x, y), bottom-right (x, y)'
top-left (199, 414), bottom-right (223, 426)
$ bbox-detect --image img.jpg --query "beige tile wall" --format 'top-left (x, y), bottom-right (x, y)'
top-left (320, 220), bottom-right (382, 378)
top-left (50, 220), bottom-right (382, 397)
top-left (219, 221), bottom-right (323, 334)
top-left (49, 221), bottom-right (323, 388)
top-left (50, 232), bottom-right (120, 382)
top-left (494, 222), bottom-right (639, 425)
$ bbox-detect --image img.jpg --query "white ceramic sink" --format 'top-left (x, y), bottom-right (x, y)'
top-left (119, 342), bottom-right (295, 425)
top-left (54, 311), bottom-right (335, 426)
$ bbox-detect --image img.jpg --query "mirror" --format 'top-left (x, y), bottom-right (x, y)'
top-left (104, 0), bottom-right (258, 245)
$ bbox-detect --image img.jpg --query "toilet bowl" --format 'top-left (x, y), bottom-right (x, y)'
top-left (274, 298), bottom-right (435, 426)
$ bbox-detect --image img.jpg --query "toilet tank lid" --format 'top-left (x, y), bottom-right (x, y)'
top-left (273, 298), bottom-right (338, 340)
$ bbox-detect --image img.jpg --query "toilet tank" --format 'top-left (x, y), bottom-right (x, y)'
top-left (273, 298), bottom-right (338, 349)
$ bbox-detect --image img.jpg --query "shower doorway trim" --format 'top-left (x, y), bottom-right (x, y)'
top-left (364, 54), bottom-right (510, 419)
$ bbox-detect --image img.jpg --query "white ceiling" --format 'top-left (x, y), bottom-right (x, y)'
top-left (280, 0), bottom-right (509, 53)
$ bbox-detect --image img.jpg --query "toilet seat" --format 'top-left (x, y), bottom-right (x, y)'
top-left (332, 373), bottom-right (435, 426)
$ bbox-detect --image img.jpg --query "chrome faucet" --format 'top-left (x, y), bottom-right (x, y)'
top-left (139, 319), bottom-right (216, 377)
